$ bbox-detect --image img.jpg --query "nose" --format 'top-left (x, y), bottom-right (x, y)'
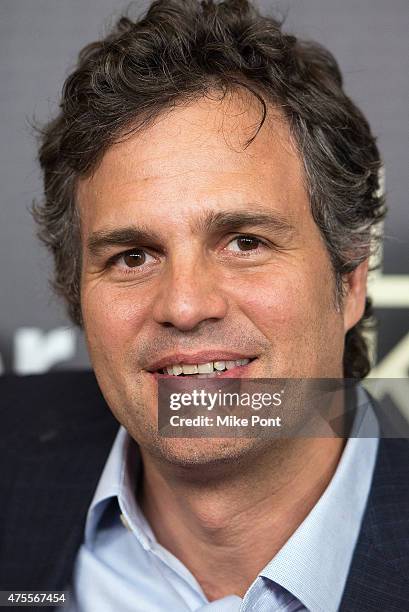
top-left (151, 256), bottom-right (228, 331)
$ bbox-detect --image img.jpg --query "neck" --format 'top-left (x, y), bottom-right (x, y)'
top-left (139, 437), bottom-right (345, 601)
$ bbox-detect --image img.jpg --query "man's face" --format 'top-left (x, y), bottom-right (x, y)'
top-left (78, 92), bottom-right (365, 465)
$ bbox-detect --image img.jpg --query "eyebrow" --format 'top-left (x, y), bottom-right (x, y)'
top-left (191, 209), bottom-right (295, 237)
top-left (87, 226), bottom-right (162, 259)
top-left (86, 208), bottom-right (296, 258)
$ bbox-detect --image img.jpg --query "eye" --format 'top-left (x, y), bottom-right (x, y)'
top-left (226, 235), bottom-right (266, 252)
top-left (110, 248), bottom-right (156, 271)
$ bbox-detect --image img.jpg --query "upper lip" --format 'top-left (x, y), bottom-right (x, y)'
top-left (145, 351), bottom-right (257, 372)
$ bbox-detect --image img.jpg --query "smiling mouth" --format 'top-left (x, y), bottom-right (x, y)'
top-left (152, 357), bottom-right (257, 378)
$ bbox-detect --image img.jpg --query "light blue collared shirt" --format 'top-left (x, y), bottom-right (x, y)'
top-left (64, 388), bottom-right (379, 612)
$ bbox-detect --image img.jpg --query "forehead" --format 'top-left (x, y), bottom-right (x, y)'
top-left (77, 91), bottom-right (310, 233)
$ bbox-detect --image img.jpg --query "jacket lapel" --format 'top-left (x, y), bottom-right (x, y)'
top-left (340, 438), bottom-right (409, 611)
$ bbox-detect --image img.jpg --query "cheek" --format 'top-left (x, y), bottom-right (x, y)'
top-left (228, 267), bottom-right (325, 327)
top-left (226, 262), bottom-right (343, 353)
top-left (81, 281), bottom-right (151, 356)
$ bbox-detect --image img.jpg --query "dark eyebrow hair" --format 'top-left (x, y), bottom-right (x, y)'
top-left (191, 209), bottom-right (296, 237)
top-left (86, 208), bottom-right (296, 258)
top-left (87, 226), bottom-right (162, 258)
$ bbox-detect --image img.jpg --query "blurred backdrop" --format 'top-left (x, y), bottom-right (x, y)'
top-left (0, 1), bottom-right (408, 401)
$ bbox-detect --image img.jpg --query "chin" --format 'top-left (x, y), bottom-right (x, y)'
top-left (142, 435), bottom-right (271, 478)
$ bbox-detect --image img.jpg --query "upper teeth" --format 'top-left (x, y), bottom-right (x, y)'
top-left (164, 359), bottom-right (250, 375)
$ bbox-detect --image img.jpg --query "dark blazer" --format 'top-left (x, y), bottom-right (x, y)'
top-left (0, 371), bottom-right (408, 611)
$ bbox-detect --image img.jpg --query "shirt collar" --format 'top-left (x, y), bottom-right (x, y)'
top-left (84, 425), bottom-right (155, 549)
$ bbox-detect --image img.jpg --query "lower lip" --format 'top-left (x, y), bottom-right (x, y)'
top-left (147, 359), bottom-right (256, 380)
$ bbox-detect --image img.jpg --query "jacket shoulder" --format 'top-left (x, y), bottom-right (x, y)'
top-left (0, 370), bottom-right (119, 467)
top-left (0, 371), bottom-right (120, 590)
top-left (0, 369), bottom-right (112, 437)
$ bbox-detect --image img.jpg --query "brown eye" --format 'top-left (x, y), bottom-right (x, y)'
top-left (237, 236), bottom-right (260, 250)
top-left (227, 236), bottom-right (262, 252)
top-left (123, 249), bottom-right (146, 267)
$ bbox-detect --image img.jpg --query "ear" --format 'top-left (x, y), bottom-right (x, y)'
top-left (342, 260), bottom-right (369, 333)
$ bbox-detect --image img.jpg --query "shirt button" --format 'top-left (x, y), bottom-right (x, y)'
top-left (120, 512), bottom-right (132, 532)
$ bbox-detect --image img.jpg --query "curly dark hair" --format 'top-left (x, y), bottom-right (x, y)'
top-left (33, 0), bottom-right (386, 378)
